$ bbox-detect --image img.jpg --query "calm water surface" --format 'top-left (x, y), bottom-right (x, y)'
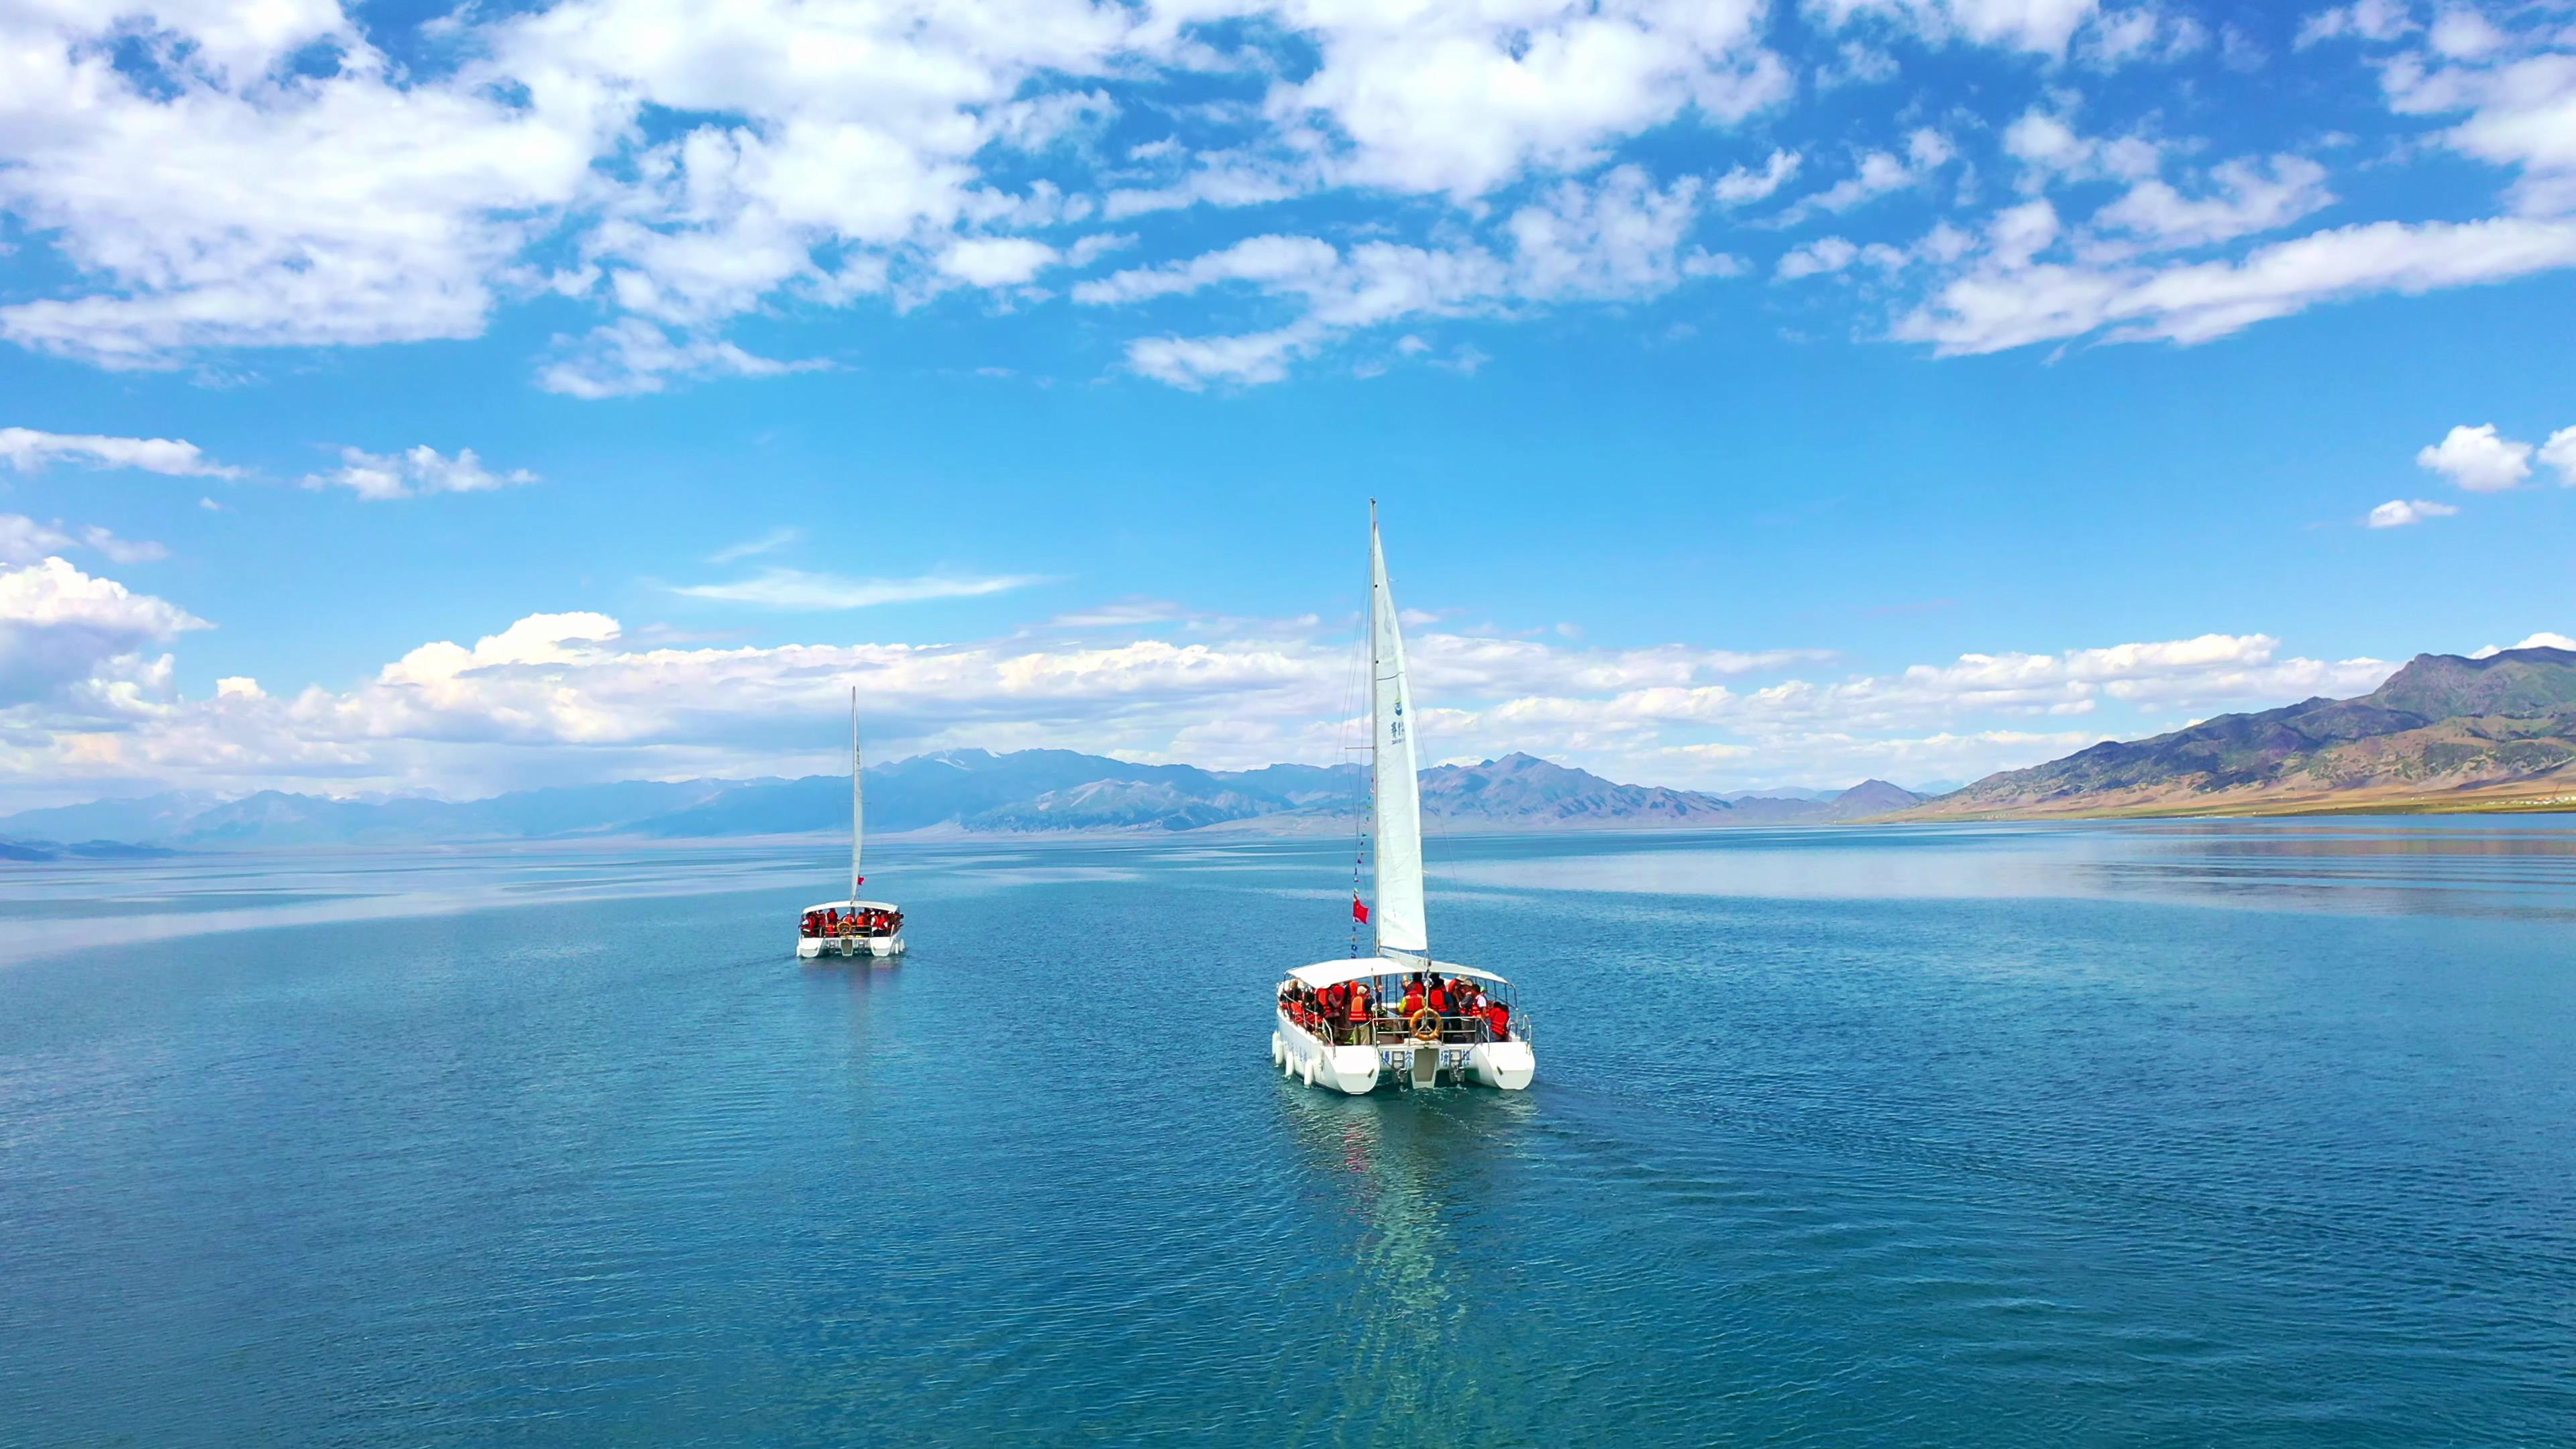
top-left (3, 821), bottom-right (2573, 1446)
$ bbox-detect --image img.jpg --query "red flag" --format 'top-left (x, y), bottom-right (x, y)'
top-left (1352, 898), bottom-right (1370, 924)
top-left (855, 875), bottom-right (865, 887)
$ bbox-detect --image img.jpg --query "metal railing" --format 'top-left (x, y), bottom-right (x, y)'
top-left (802, 920), bottom-right (902, 940)
top-left (1278, 1007), bottom-right (1522, 1048)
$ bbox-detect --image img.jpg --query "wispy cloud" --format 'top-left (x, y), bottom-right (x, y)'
top-left (0, 515), bottom-right (169, 565)
top-left (0, 426), bottom-right (239, 478)
top-left (1046, 598), bottom-right (1186, 629)
top-left (709, 527), bottom-right (804, 565)
top-left (672, 570), bottom-right (1049, 610)
top-left (2367, 498), bottom-right (2459, 529)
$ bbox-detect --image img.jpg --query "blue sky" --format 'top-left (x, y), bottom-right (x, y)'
top-left (1, 0), bottom-right (2571, 810)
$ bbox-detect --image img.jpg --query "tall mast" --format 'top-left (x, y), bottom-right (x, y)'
top-left (849, 686), bottom-right (863, 902)
top-left (865, 680), bottom-right (875, 897)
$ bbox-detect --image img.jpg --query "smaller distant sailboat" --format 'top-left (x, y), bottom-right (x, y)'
top-left (797, 688), bottom-right (906, 961)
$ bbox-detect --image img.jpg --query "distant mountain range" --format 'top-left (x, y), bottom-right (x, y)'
top-left (0, 750), bottom-right (1925, 853)
top-left (1899, 645), bottom-right (2576, 819)
top-left (13, 645), bottom-right (2566, 855)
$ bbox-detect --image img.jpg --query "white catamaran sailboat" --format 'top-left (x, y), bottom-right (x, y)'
top-left (1272, 506), bottom-right (1536, 1094)
top-left (797, 689), bottom-right (906, 961)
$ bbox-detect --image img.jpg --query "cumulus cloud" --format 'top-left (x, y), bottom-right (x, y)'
top-left (2415, 423), bottom-right (2533, 492)
top-left (302, 445), bottom-right (539, 501)
top-left (2471, 632), bottom-right (2576, 657)
top-left (2536, 426), bottom-right (2576, 485)
top-left (1266, 0), bottom-right (1785, 199)
top-left (0, 557), bottom-right (207, 710)
top-left (0, 427), bottom-right (241, 478)
top-left (0, 580), bottom-right (2420, 807)
top-left (2366, 497), bottom-right (2459, 528)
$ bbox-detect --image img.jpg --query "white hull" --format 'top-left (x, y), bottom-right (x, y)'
top-left (1273, 1010), bottom-right (1533, 1093)
top-left (798, 931), bottom-right (906, 960)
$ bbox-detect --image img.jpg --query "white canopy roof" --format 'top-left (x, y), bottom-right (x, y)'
top-left (1285, 958), bottom-right (1511, 991)
top-left (804, 900), bottom-right (900, 913)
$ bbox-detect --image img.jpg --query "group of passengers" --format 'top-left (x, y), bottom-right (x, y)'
top-left (1278, 971), bottom-right (1512, 1045)
top-left (801, 906), bottom-right (902, 938)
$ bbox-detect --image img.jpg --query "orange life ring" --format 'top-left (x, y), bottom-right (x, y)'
top-left (1409, 1007), bottom-right (1440, 1041)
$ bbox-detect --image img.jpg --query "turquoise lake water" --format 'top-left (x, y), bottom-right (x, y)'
top-left (3, 821), bottom-right (2573, 1446)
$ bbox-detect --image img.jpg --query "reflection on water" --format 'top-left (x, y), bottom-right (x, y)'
top-left (1279, 1088), bottom-right (1550, 1442)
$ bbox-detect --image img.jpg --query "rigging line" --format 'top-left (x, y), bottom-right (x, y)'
top-left (1340, 592), bottom-right (1371, 959)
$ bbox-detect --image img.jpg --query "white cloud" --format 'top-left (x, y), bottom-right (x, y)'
top-left (0, 516), bottom-right (168, 566)
top-left (0, 561), bottom-right (2431, 808)
top-left (1715, 150), bottom-right (1803, 205)
top-left (2471, 631), bottom-right (2576, 657)
top-left (671, 570), bottom-right (1049, 610)
top-left (936, 237), bottom-right (1061, 288)
top-left (1778, 237), bottom-right (1860, 278)
top-left (1268, 0), bottom-right (1784, 199)
top-left (2077, 4), bottom-right (2207, 68)
top-left (1084, 167), bottom-right (1737, 387)
top-left (1810, 0), bottom-right (2104, 56)
top-left (2539, 426), bottom-right (2576, 485)
top-left (2295, 0), bottom-right (2416, 48)
top-left (2366, 497), bottom-right (2460, 528)
top-left (0, 427), bottom-right (240, 478)
top-left (2383, 46), bottom-right (2576, 216)
top-left (303, 445), bottom-right (538, 502)
top-left (1897, 214), bottom-right (2576, 355)
top-left (536, 320), bottom-right (826, 398)
top-left (2415, 423), bottom-right (2533, 492)
top-left (0, 557), bottom-right (207, 710)
top-left (708, 528), bottom-right (804, 565)
top-left (1772, 131), bottom-right (1954, 225)
top-left (2090, 156), bottom-right (2334, 251)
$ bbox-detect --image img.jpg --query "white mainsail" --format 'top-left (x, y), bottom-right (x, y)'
top-left (1369, 507), bottom-right (1429, 959)
top-left (849, 686), bottom-right (864, 902)
top-left (865, 680), bottom-right (875, 897)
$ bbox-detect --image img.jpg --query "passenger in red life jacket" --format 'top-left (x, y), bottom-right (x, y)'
top-left (1427, 981), bottom-right (1450, 1016)
top-left (1487, 1000), bottom-right (1510, 1040)
top-left (1402, 979), bottom-right (1426, 1016)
